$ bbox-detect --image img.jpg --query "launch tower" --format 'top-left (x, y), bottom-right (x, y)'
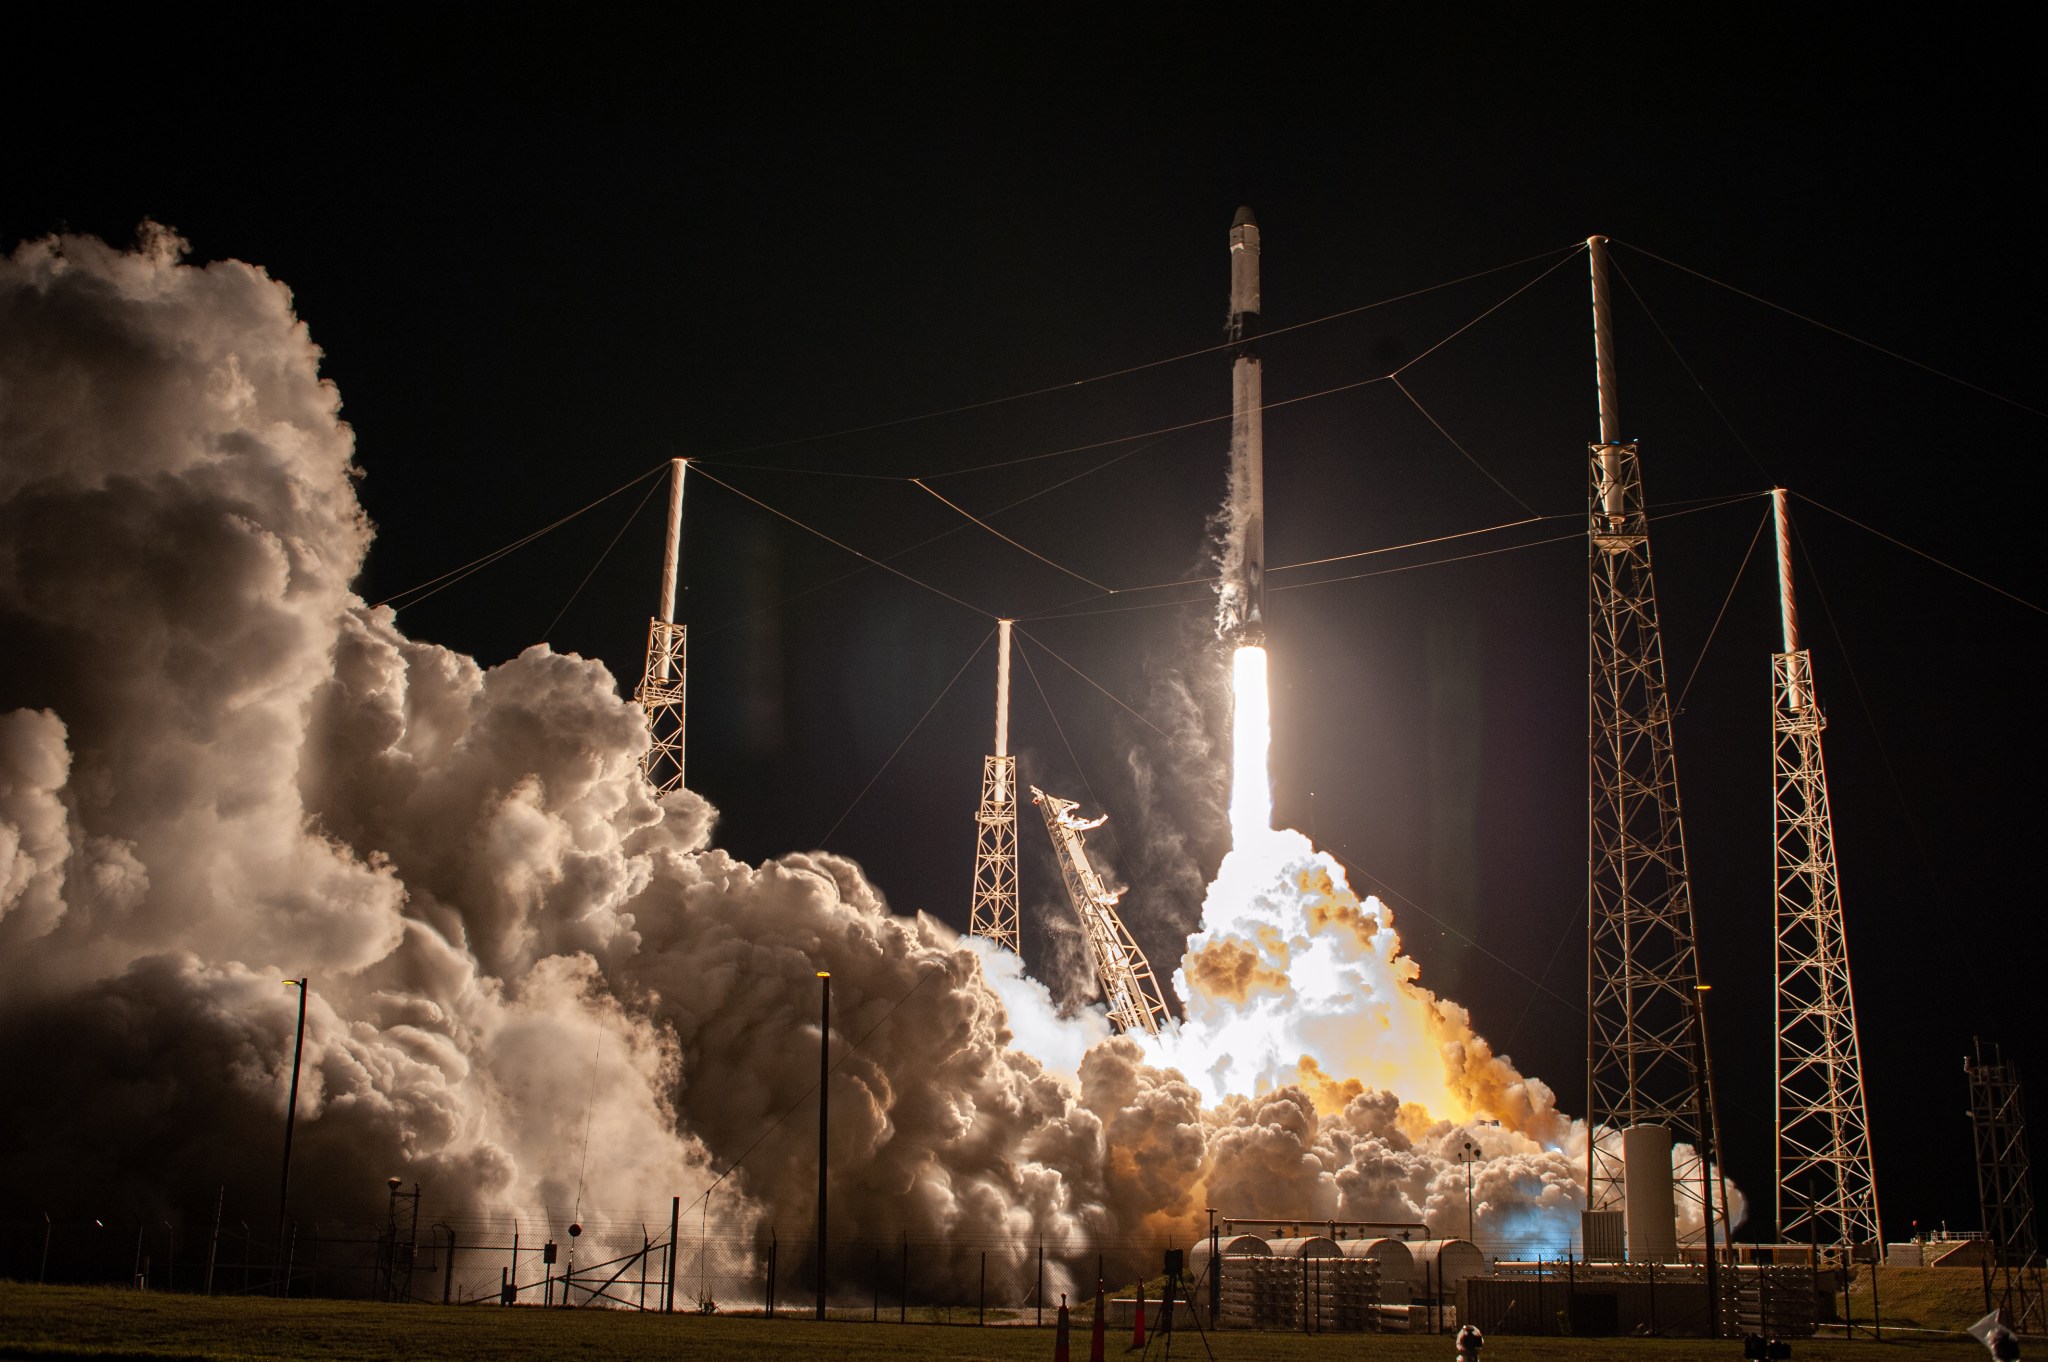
top-left (1030, 786), bottom-right (1170, 1035)
top-left (636, 458), bottom-right (689, 793)
top-left (968, 620), bottom-right (1021, 953)
top-left (1770, 489), bottom-right (1882, 1260)
top-left (1581, 237), bottom-right (1719, 1233)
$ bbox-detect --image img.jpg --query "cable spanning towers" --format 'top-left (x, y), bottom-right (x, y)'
top-left (1582, 237), bottom-right (1718, 1232)
top-left (1968, 1039), bottom-right (2044, 1330)
top-left (636, 458), bottom-right (689, 793)
top-left (1770, 489), bottom-right (1881, 1259)
top-left (968, 620), bottom-right (1021, 953)
top-left (1031, 786), bottom-right (1170, 1035)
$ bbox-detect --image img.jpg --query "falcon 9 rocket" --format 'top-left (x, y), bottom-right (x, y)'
top-left (1220, 205), bottom-right (1265, 644)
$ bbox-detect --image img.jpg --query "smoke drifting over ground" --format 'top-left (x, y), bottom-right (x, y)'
top-left (0, 229), bottom-right (1715, 1287)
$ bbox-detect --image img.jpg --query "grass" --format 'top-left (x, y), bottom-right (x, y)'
top-left (0, 1281), bottom-right (1995, 1362)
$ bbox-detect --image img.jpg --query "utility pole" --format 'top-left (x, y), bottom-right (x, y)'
top-left (967, 620), bottom-right (1020, 953)
top-left (636, 458), bottom-right (689, 793)
top-left (1770, 488), bottom-right (1881, 1264)
top-left (1581, 235), bottom-right (1716, 1243)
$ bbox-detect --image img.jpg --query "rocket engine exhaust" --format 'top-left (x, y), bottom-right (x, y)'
top-left (1219, 205), bottom-right (1265, 645)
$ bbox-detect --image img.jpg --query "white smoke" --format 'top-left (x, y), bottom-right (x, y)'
top-left (0, 226), bottom-right (1733, 1290)
top-left (0, 229), bottom-right (1126, 1290)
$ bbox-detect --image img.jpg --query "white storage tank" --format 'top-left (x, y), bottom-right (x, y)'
top-left (1338, 1236), bottom-right (1415, 1302)
top-left (1622, 1123), bottom-right (1678, 1264)
top-left (1261, 1235), bottom-right (1344, 1259)
top-left (1187, 1232), bottom-right (1271, 1285)
top-left (1407, 1239), bottom-right (1486, 1303)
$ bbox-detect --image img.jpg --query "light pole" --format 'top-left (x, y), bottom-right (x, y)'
top-left (815, 970), bottom-right (831, 1322)
top-left (1458, 1140), bottom-right (1482, 1244)
top-left (276, 977), bottom-right (308, 1295)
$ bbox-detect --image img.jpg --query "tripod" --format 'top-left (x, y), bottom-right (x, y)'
top-left (1139, 1254), bottom-right (1215, 1362)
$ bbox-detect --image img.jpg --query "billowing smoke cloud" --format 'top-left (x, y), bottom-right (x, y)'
top-left (0, 227), bottom-right (1728, 1299)
top-left (0, 229), bottom-right (1131, 1289)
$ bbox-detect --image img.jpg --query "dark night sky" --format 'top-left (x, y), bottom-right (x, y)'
top-left (11, 12), bottom-right (2045, 1244)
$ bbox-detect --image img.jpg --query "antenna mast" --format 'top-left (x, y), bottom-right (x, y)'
top-left (968, 620), bottom-right (1020, 953)
top-left (1030, 786), bottom-right (1169, 1035)
top-left (636, 458), bottom-right (688, 793)
top-left (1582, 237), bottom-right (1718, 1237)
top-left (1772, 489), bottom-right (1882, 1260)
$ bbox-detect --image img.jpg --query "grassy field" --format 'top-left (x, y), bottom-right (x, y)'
top-left (0, 1283), bottom-right (1998, 1362)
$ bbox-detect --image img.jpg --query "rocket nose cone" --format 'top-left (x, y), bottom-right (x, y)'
top-left (1232, 205), bottom-right (1258, 228)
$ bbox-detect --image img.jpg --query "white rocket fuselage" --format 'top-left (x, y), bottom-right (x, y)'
top-left (1226, 206), bottom-right (1265, 644)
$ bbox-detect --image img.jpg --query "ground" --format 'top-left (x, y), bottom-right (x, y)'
top-left (0, 1282), bottom-right (2003, 1361)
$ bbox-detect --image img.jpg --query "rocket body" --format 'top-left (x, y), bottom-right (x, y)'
top-left (1222, 205), bottom-right (1266, 644)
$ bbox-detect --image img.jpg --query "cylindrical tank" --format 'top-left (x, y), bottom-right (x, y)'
top-left (1187, 1232), bottom-right (1271, 1281)
top-left (1622, 1123), bottom-right (1678, 1264)
top-left (1339, 1236), bottom-right (1415, 1302)
top-left (1408, 1239), bottom-right (1486, 1302)
top-left (1262, 1235), bottom-right (1343, 1258)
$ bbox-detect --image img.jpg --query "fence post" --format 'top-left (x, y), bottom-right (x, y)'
top-left (1037, 1240), bottom-right (1044, 1326)
top-left (872, 1248), bottom-right (880, 1322)
top-left (767, 1232), bottom-right (778, 1318)
top-left (979, 1251), bottom-right (986, 1326)
top-left (899, 1234), bottom-right (907, 1324)
top-left (666, 1196), bottom-right (680, 1313)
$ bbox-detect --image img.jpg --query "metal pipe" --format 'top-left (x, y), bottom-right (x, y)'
top-left (994, 620), bottom-right (1012, 758)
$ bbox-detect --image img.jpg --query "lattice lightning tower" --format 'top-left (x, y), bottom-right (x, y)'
top-left (1968, 1038), bottom-right (2044, 1331)
top-left (1582, 236), bottom-right (1716, 1219)
top-left (636, 458), bottom-right (688, 793)
top-left (1030, 786), bottom-right (1169, 1035)
top-left (968, 620), bottom-right (1020, 953)
top-left (1770, 489), bottom-right (1881, 1259)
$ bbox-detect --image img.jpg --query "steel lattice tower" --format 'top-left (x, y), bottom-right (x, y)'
top-left (1968, 1038), bottom-right (2044, 1330)
top-left (1770, 489), bottom-right (1881, 1259)
top-left (636, 458), bottom-right (688, 793)
top-left (1582, 237), bottom-right (1716, 1221)
top-left (968, 621), bottom-right (1020, 953)
top-left (1031, 785), bottom-right (1169, 1035)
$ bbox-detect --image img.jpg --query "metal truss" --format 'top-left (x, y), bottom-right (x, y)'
top-left (1968, 1038), bottom-right (2044, 1330)
top-left (1586, 438), bottom-right (1713, 1215)
top-left (1030, 786), bottom-right (1169, 1035)
top-left (635, 619), bottom-right (686, 794)
top-left (1773, 648), bottom-right (1881, 1259)
top-left (968, 755), bottom-right (1020, 953)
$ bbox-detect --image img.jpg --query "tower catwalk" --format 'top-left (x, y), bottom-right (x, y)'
top-left (1582, 237), bottom-right (1718, 1226)
top-left (1771, 489), bottom-right (1881, 1260)
top-left (636, 458), bottom-right (688, 793)
top-left (968, 620), bottom-right (1020, 953)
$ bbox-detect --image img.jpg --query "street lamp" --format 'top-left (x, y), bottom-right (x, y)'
top-left (276, 977), bottom-right (308, 1295)
top-left (815, 970), bottom-right (831, 1322)
top-left (1457, 1140), bottom-right (1483, 1244)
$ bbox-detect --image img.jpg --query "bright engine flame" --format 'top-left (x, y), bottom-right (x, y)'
top-left (1228, 645), bottom-right (1272, 843)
